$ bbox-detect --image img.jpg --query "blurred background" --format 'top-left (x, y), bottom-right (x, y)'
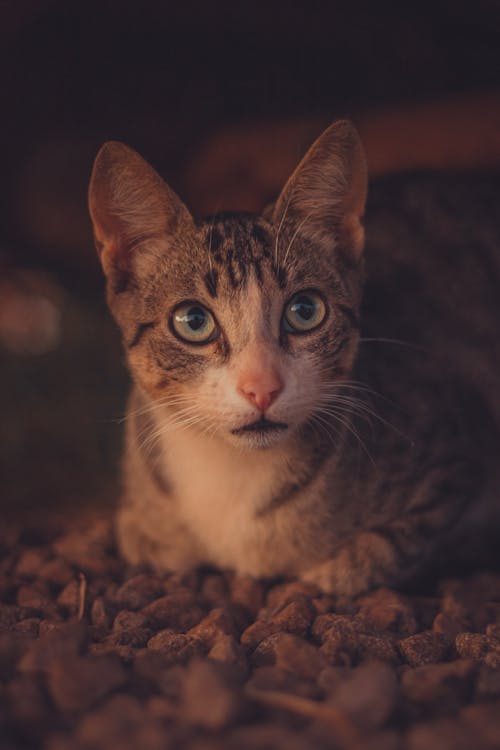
top-left (1, 0), bottom-right (499, 518)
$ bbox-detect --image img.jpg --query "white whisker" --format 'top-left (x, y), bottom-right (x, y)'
top-left (311, 404), bottom-right (378, 469)
top-left (282, 210), bottom-right (314, 268)
top-left (360, 337), bottom-right (425, 352)
top-left (274, 190), bottom-right (294, 267)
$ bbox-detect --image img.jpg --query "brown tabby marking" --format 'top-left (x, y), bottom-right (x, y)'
top-left (88, 122), bottom-right (500, 597)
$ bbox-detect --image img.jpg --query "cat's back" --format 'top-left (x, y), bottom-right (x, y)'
top-left (363, 172), bottom-right (500, 431)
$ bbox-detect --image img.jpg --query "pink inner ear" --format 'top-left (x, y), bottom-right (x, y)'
top-left (237, 366), bottom-right (284, 412)
top-left (271, 120), bottom-right (367, 257)
top-left (89, 140), bottom-right (196, 278)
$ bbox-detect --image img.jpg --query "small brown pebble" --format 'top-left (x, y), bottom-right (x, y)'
top-left (146, 694), bottom-right (177, 720)
top-left (269, 596), bottom-right (316, 637)
top-left (357, 633), bottom-right (400, 665)
top-left (240, 620), bottom-right (280, 649)
top-left (52, 519), bottom-right (113, 571)
top-left (38, 618), bottom-right (65, 636)
top-left (253, 632), bottom-right (326, 680)
top-left (413, 596), bottom-right (441, 630)
top-left (432, 612), bottom-right (465, 639)
top-left (133, 651), bottom-right (185, 697)
top-left (357, 588), bottom-right (417, 636)
top-left (312, 594), bottom-right (336, 615)
top-left (407, 716), bottom-right (477, 750)
top-left (439, 589), bottom-right (473, 630)
top-left (163, 568), bottom-right (201, 592)
top-left (142, 591), bottom-right (204, 632)
top-left (455, 632), bottom-right (489, 660)
top-left (402, 659), bottom-right (476, 711)
top-left (113, 609), bottom-right (148, 632)
top-left (331, 660), bottom-right (398, 729)
top-left (399, 631), bottom-right (450, 666)
top-left (0, 521), bottom-right (21, 553)
top-left (311, 613), bottom-right (362, 644)
top-left (200, 574), bottom-right (229, 606)
top-left (0, 632), bottom-right (31, 677)
top-left (316, 665), bottom-right (349, 695)
top-left (5, 675), bottom-right (52, 732)
top-left (75, 694), bottom-right (172, 750)
top-left (475, 663), bottom-right (500, 699)
top-left (485, 622), bottom-right (500, 643)
top-left (113, 574), bottom-right (165, 610)
top-left (15, 548), bottom-right (50, 578)
top-left (14, 617), bottom-right (41, 637)
top-left (108, 626), bottom-right (152, 648)
top-left (320, 629), bottom-right (358, 667)
top-left (439, 577), bottom-right (492, 632)
top-left (0, 572), bottom-right (17, 602)
top-left (88, 641), bottom-right (137, 663)
top-left (482, 648), bottom-right (500, 669)
top-left (46, 653), bottom-right (128, 713)
top-left (228, 723), bottom-right (315, 750)
top-left (230, 575), bottom-right (264, 617)
top-left (90, 596), bottom-right (111, 631)
top-left (0, 604), bottom-right (24, 629)
top-left (104, 582), bottom-right (119, 603)
top-left (247, 664), bottom-right (318, 699)
top-left (265, 581), bottom-right (320, 614)
top-left (43, 736), bottom-right (78, 750)
top-left (188, 606), bottom-right (240, 646)
top-left (462, 572), bottom-right (500, 602)
top-left (38, 557), bottom-right (75, 587)
top-left (74, 693), bottom-right (143, 745)
top-left (209, 633), bottom-right (248, 677)
top-left (18, 622), bottom-right (88, 673)
top-left (147, 629), bottom-right (205, 663)
top-left (16, 583), bottom-right (52, 612)
top-left (461, 700), bottom-right (500, 746)
top-left (56, 580), bottom-right (80, 614)
top-left (179, 659), bottom-right (242, 730)
top-left (347, 730), bottom-right (402, 750)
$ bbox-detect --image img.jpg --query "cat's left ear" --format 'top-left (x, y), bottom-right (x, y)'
top-left (271, 120), bottom-right (367, 261)
top-left (88, 141), bottom-right (195, 289)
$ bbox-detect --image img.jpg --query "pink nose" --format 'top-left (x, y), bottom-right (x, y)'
top-left (237, 372), bottom-right (283, 412)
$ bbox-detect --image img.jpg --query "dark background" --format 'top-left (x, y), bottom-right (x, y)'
top-left (0, 0), bottom-right (499, 516)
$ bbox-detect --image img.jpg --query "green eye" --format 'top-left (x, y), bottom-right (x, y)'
top-left (171, 303), bottom-right (217, 344)
top-left (283, 292), bottom-right (326, 333)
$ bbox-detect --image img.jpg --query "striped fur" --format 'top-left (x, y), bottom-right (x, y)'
top-left (88, 123), bottom-right (500, 596)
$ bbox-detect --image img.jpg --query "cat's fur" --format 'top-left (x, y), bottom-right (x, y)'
top-left (89, 122), bottom-right (500, 597)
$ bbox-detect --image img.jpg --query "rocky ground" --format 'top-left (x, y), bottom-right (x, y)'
top-left (2, 512), bottom-right (500, 750)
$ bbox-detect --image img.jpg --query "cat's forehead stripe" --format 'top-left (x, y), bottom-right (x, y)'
top-left (200, 214), bottom-right (284, 290)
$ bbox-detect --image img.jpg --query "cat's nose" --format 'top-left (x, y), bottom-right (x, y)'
top-left (237, 372), bottom-right (283, 412)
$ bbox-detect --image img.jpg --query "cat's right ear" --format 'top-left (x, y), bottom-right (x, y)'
top-left (270, 120), bottom-right (367, 262)
top-left (88, 141), bottom-right (194, 289)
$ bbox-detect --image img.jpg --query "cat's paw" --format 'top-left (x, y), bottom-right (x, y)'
top-left (301, 551), bottom-right (366, 597)
top-left (116, 509), bottom-right (200, 572)
top-left (301, 531), bottom-right (398, 597)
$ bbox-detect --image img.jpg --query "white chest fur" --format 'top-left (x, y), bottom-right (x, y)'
top-left (159, 426), bottom-right (294, 573)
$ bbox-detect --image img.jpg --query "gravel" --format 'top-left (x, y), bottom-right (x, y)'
top-left (2, 512), bottom-right (500, 750)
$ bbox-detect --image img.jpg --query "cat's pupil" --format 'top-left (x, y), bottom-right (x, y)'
top-left (187, 307), bottom-right (206, 330)
top-left (293, 297), bottom-right (314, 320)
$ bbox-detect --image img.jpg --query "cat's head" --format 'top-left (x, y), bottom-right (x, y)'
top-left (88, 121), bottom-right (367, 449)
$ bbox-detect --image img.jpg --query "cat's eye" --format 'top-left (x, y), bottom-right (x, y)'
top-left (283, 291), bottom-right (327, 334)
top-left (171, 303), bottom-right (218, 344)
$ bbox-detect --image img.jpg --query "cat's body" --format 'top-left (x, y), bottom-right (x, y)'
top-left (89, 125), bottom-right (500, 596)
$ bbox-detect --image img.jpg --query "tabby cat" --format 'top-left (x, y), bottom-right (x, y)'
top-left (88, 122), bottom-right (500, 596)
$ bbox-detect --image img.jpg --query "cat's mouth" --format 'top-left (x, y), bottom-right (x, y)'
top-left (231, 417), bottom-right (289, 436)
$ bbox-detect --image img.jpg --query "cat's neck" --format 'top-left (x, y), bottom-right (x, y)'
top-left (134, 384), bottom-right (338, 512)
